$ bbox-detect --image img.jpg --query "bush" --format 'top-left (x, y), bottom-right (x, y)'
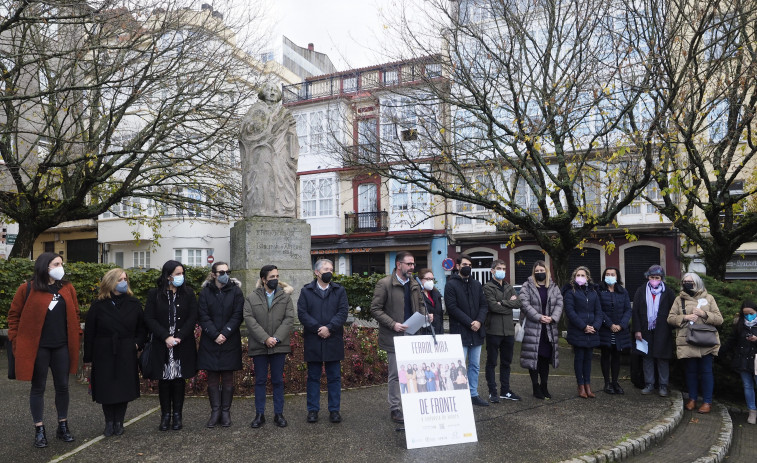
top-left (333, 273), bottom-right (386, 320)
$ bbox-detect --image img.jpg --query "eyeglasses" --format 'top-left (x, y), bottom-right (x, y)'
top-left (682, 280), bottom-right (694, 284)
top-left (400, 262), bottom-right (415, 267)
top-left (216, 270), bottom-right (232, 276)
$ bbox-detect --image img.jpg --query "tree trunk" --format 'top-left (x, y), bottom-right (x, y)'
top-left (700, 241), bottom-right (733, 281)
top-left (8, 222), bottom-right (43, 259)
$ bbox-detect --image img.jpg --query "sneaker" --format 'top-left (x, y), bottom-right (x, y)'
top-left (640, 385), bottom-right (655, 395)
top-left (488, 393), bottom-right (500, 403)
top-left (471, 395), bottom-right (490, 407)
top-left (658, 385), bottom-right (669, 397)
top-left (501, 391), bottom-right (521, 401)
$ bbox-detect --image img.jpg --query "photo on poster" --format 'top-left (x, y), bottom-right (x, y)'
top-left (399, 358), bottom-right (469, 395)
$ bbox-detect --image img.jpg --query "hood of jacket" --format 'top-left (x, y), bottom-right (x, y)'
top-left (201, 277), bottom-right (242, 289)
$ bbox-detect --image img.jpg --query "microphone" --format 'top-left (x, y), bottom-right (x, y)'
top-left (415, 276), bottom-right (437, 345)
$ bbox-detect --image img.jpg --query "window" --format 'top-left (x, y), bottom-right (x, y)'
top-left (310, 111), bottom-right (325, 151)
top-left (343, 76), bottom-right (357, 93)
top-left (173, 249), bottom-right (209, 266)
top-left (383, 69), bottom-right (398, 86)
top-left (133, 251), bottom-right (150, 268)
top-left (186, 249), bottom-right (203, 266)
top-left (260, 51), bottom-right (274, 63)
top-left (622, 204), bottom-right (640, 215)
top-left (301, 176), bottom-right (337, 217)
top-left (391, 178), bottom-right (429, 213)
top-left (425, 63), bottom-right (441, 78)
top-left (709, 99), bottom-right (729, 143)
top-left (357, 118), bottom-right (378, 160)
top-left (294, 109), bottom-right (329, 154)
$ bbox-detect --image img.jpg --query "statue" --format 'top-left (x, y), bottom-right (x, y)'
top-left (239, 83), bottom-right (299, 218)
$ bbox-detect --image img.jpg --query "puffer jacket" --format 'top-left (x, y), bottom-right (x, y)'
top-left (197, 278), bottom-right (244, 371)
top-left (563, 283), bottom-right (602, 348)
top-left (597, 283), bottom-right (633, 350)
top-left (243, 281), bottom-right (295, 356)
top-left (667, 289), bottom-right (723, 359)
top-left (518, 277), bottom-right (563, 370)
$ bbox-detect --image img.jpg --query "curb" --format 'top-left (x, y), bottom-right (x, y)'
top-left (558, 390), bottom-right (684, 463)
top-left (692, 402), bottom-right (732, 463)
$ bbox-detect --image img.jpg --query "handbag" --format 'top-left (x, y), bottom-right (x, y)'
top-left (685, 323), bottom-right (718, 347)
top-left (514, 321), bottom-right (525, 342)
top-left (139, 334), bottom-right (153, 377)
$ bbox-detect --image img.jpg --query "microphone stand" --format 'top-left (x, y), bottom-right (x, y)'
top-left (416, 277), bottom-right (437, 345)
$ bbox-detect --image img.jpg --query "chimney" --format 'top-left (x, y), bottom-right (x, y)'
top-left (308, 43), bottom-right (314, 52)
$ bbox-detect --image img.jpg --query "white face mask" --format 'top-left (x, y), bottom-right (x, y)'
top-left (49, 266), bottom-right (65, 281)
top-left (423, 280), bottom-right (434, 291)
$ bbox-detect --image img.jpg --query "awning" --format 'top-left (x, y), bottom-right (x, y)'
top-left (311, 234), bottom-right (435, 253)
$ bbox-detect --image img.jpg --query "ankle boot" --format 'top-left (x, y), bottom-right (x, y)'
top-left (540, 382), bottom-right (552, 399)
top-left (603, 381), bottom-right (615, 394)
top-left (34, 425), bottom-right (48, 448)
top-left (578, 384), bottom-right (588, 398)
top-left (159, 413), bottom-right (171, 431)
top-left (220, 386), bottom-right (233, 427)
top-left (585, 383), bottom-right (595, 398)
top-left (748, 409), bottom-right (756, 425)
top-left (56, 420), bottom-right (75, 442)
top-left (532, 383), bottom-right (545, 399)
top-left (113, 422), bottom-right (124, 436)
top-left (612, 381), bottom-right (624, 394)
top-left (158, 380), bottom-right (172, 431)
top-left (103, 421), bottom-right (114, 437)
top-left (206, 386), bottom-right (221, 428)
top-left (171, 412), bottom-right (183, 430)
top-left (171, 379), bottom-right (185, 430)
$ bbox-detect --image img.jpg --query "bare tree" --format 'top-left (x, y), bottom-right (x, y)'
top-left (640, 0), bottom-right (757, 280)
top-left (0, 0), bottom-right (269, 257)
top-left (339, 0), bottom-right (662, 283)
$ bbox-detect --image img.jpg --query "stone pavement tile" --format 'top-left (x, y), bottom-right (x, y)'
top-left (726, 412), bottom-right (757, 463)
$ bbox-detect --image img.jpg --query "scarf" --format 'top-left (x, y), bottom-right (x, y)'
top-left (645, 281), bottom-right (664, 330)
top-left (745, 317), bottom-right (757, 328)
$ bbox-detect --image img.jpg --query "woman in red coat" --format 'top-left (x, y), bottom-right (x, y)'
top-left (7, 252), bottom-right (81, 449)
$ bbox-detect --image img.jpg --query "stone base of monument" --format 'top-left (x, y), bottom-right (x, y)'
top-left (230, 216), bottom-right (313, 304)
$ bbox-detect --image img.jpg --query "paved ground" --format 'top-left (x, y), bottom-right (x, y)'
top-left (726, 410), bottom-right (757, 463)
top-left (0, 345), bottom-right (679, 463)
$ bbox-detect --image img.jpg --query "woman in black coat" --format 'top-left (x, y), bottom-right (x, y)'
top-left (722, 300), bottom-right (757, 425)
top-left (563, 266), bottom-right (602, 398)
top-left (144, 260), bottom-right (198, 432)
top-left (597, 267), bottom-right (632, 395)
top-left (197, 262), bottom-right (244, 428)
top-left (418, 268), bottom-right (444, 335)
top-left (84, 268), bottom-right (146, 437)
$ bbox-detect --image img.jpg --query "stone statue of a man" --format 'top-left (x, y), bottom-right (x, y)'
top-left (239, 83), bottom-right (299, 218)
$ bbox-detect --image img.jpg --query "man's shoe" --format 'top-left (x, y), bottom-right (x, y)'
top-left (390, 409), bottom-right (404, 423)
top-left (471, 395), bottom-right (490, 407)
top-left (103, 421), bottom-right (114, 437)
top-left (612, 382), bottom-right (625, 395)
top-left (501, 391), bottom-right (521, 401)
top-left (307, 411), bottom-right (318, 423)
top-left (329, 411), bottom-right (342, 423)
top-left (641, 385), bottom-right (655, 395)
top-left (658, 385), bottom-right (669, 397)
top-left (273, 413), bottom-right (288, 427)
top-left (698, 403), bottom-right (712, 414)
top-left (250, 413), bottom-right (265, 428)
top-left (56, 420), bottom-right (75, 442)
top-left (489, 393), bottom-right (500, 403)
top-left (34, 425), bottom-right (48, 448)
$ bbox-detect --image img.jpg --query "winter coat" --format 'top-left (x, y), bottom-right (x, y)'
top-left (597, 283), bottom-right (633, 350)
top-left (722, 318), bottom-right (757, 372)
top-left (297, 279), bottom-right (349, 363)
top-left (445, 274), bottom-right (488, 347)
top-left (243, 281), bottom-right (295, 357)
top-left (421, 287), bottom-right (444, 335)
top-left (518, 277), bottom-right (563, 370)
top-left (370, 274), bottom-right (426, 353)
top-left (83, 294), bottom-right (146, 404)
top-left (8, 281), bottom-right (81, 381)
top-left (563, 284), bottom-right (602, 348)
top-left (483, 279), bottom-right (522, 337)
top-left (197, 278), bottom-right (244, 371)
top-left (143, 287), bottom-right (199, 380)
top-left (667, 290), bottom-right (723, 359)
top-left (632, 284), bottom-right (675, 359)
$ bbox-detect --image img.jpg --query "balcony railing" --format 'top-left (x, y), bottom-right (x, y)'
top-left (345, 211), bottom-right (389, 233)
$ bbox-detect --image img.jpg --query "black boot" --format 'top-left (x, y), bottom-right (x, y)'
top-left (103, 421), bottom-right (114, 437)
top-left (159, 414), bottom-right (171, 431)
top-left (171, 379), bottom-right (185, 430)
top-left (158, 380), bottom-right (172, 431)
top-left (113, 422), bottom-right (124, 436)
top-left (612, 381), bottom-right (625, 395)
top-left (540, 382), bottom-right (552, 399)
top-left (532, 383), bottom-right (545, 399)
top-left (206, 386), bottom-right (221, 428)
top-left (220, 386), bottom-right (233, 427)
top-left (250, 413), bottom-right (265, 428)
top-left (56, 420), bottom-right (75, 442)
top-left (530, 370), bottom-right (544, 399)
top-left (34, 425), bottom-right (48, 448)
top-left (604, 381), bottom-right (615, 394)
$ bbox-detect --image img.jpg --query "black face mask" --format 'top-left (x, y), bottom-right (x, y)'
top-left (320, 272), bottom-right (333, 284)
top-left (534, 272), bottom-right (547, 282)
top-left (459, 266), bottom-right (472, 277)
top-left (682, 282), bottom-right (694, 292)
top-left (266, 279), bottom-right (278, 290)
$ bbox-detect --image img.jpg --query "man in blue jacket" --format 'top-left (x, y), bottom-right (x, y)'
top-left (297, 259), bottom-right (349, 424)
top-left (445, 254), bottom-right (489, 406)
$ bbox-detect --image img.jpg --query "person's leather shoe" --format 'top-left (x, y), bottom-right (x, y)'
top-left (103, 421), bottom-right (114, 437)
top-left (307, 411), bottom-right (318, 423)
top-left (578, 384), bottom-right (588, 398)
top-left (532, 384), bottom-right (545, 399)
top-left (685, 399), bottom-right (696, 411)
top-left (56, 420), bottom-right (75, 442)
top-left (159, 413), bottom-right (171, 431)
top-left (250, 413), bottom-right (265, 428)
top-left (604, 382), bottom-right (615, 394)
top-left (171, 413), bottom-right (182, 430)
top-left (329, 411), bottom-right (342, 423)
top-left (471, 395), bottom-right (490, 406)
top-left (698, 403), bottom-right (712, 414)
top-left (489, 393), bottom-right (500, 403)
top-left (113, 422), bottom-right (124, 436)
top-left (585, 384), bottom-right (596, 398)
top-left (273, 413), bottom-right (288, 427)
top-left (390, 409), bottom-right (404, 423)
top-left (34, 425), bottom-right (48, 448)
top-left (612, 382), bottom-right (625, 395)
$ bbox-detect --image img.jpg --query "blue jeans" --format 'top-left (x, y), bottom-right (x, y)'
top-left (462, 345), bottom-right (482, 397)
top-left (739, 370), bottom-right (757, 410)
top-left (686, 355), bottom-right (714, 404)
top-left (573, 347), bottom-right (594, 385)
top-left (253, 353), bottom-right (286, 414)
top-left (307, 361), bottom-right (341, 412)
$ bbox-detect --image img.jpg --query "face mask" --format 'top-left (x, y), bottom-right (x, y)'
top-left (49, 266), bottom-right (65, 281)
top-left (171, 275), bottom-right (184, 287)
top-left (459, 266), bottom-right (472, 277)
top-left (648, 279), bottom-right (661, 288)
top-left (217, 273), bottom-right (230, 285)
top-left (682, 282), bottom-right (694, 292)
top-left (266, 279), bottom-right (278, 290)
top-left (745, 313), bottom-right (757, 322)
top-left (534, 272), bottom-right (547, 282)
top-left (604, 276), bottom-right (617, 286)
top-left (423, 280), bottom-right (434, 291)
top-left (320, 272), bottom-right (333, 284)
top-left (575, 276), bottom-right (587, 286)
top-left (115, 281), bottom-right (129, 293)
top-left (494, 270), bottom-right (506, 281)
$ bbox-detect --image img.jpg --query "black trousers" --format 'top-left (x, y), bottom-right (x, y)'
top-left (102, 402), bottom-right (128, 423)
top-left (30, 345), bottom-right (70, 424)
top-left (485, 334), bottom-right (515, 395)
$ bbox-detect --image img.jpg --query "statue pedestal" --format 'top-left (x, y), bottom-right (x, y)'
top-left (230, 216), bottom-right (312, 303)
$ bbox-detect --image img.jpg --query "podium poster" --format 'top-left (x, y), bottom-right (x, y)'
top-left (394, 334), bottom-right (478, 449)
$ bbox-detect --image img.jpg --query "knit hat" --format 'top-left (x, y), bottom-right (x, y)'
top-left (644, 265), bottom-right (665, 278)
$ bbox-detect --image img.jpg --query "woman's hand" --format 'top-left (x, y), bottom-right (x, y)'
top-left (265, 337), bottom-right (278, 348)
top-left (747, 334), bottom-right (757, 343)
top-left (635, 332), bottom-right (642, 341)
top-left (540, 315), bottom-right (552, 324)
top-left (584, 325), bottom-right (596, 334)
top-left (611, 324), bottom-right (621, 333)
top-left (215, 334), bottom-right (226, 345)
top-left (684, 314), bottom-right (699, 322)
top-left (165, 336), bottom-right (180, 349)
